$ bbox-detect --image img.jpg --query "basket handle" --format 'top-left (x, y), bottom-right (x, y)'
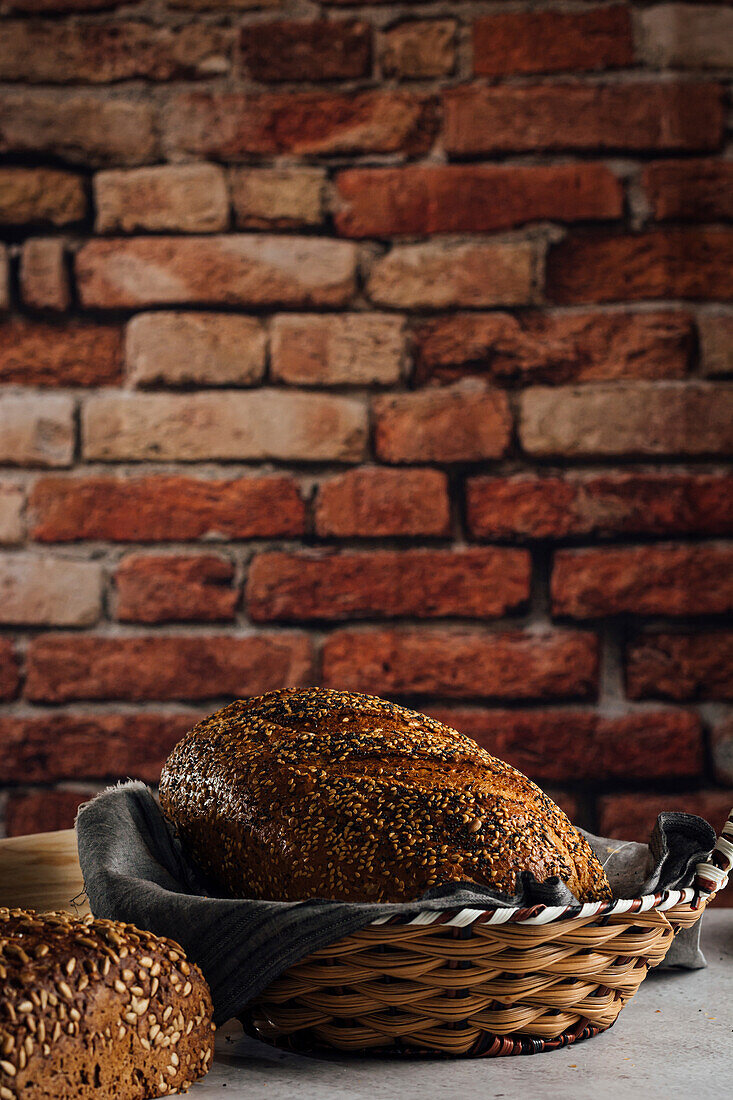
top-left (694, 805), bottom-right (733, 897)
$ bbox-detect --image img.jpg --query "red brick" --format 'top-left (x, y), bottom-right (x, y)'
top-left (473, 6), bottom-right (632, 76)
top-left (519, 382), bottom-right (733, 458)
top-left (25, 633), bottom-right (313, 703)
top-left (547, 229), bottom-right (733, 304)
top-left (643, 159), bottom-right (733, 222)
top-left (443, 82), bottom-right (723, 156)
top-left (0, 243), bottom-right (7, 311)
top-left (19, 239), bottom-right (70, 312)
top-left (335, 164), bottom-right (622, 237)
top-left (0, 639), bottom-right (20, 701)
top-left (374, 384), bottom-right (512, 464)
top-left (0, 712), bottom-right (200, 784)
top-left (163, 90), bottom-right (435, 158)
top-left (116, 554), bottom-right (238, 624)
top-left (382, 20), bottom-right (455, 79)
top-left (467, 472), bottom-right (733, 540)
top-left (82, 391), bottom-right (366, 463)
top-left (427, 708), bottom-right (703, 782)
top-left (247, 548), bottom-right (530, 622)
top-left (0, 394), bottom-right (75, 468)
top-left (369, 240), bottom-right (535, 310)
top-left (552, 544), bottom-right (733, 619)
top-left (626, 631), bottom-right (733, 701)
top-left (322, 628), bottom-right (599, 700)
top-left (76, 236), bottom-right (357, 309)
top-left (599, 790), bottom-right (733, 843)
top-left (241, 20), bottom-right (370, 82)
top-left (0, 20), bottom-right (233, 83)
top-left (712, 717), bottom-right (733, 786)
top-left (414, 310), bottom-right (693, 386)
top-left (30, 474), bottom-right (305, 542)
top-left (315, 468), bottom-right (450, 538)
top-left (0, 90), bottom-right (157, 166)
top-left (0, 167), bottom-right (85, 226)
top-left (0, 320), bottom-right (122, 386)
top-left (5, 789), bottom-right (94, 838)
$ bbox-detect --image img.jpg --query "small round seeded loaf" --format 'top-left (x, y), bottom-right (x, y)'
top-left (159, 688), bottom-right (611, 904)
top-left (0, 908), bottom-right (214, 1100)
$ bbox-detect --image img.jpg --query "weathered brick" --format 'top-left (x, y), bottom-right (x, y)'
top-left (315, 468), bottom-right (450, 538)
top-left (25, 633), bottom-right (313, 702)
top-left (323, 628), bottom-right (599, 700)
top-left (643, 160), bottom-right (733, 222)
top-left (0, 320), bottom-right (122, 386)
top-left (0, 244), bottom-right (7, 311)
top-left (126, 312), bottom-right (265, 388)
top-left (637, 4), bottom-right (733, 69)
top-left (414, 310), bottom-right (693, 386)
top-left (30, 474), bottom-right (305, 542)
top-left (520, 383), bottom-right (733, 457)
top-left (0, 167), bottom-right (85, 226)
top-left (467, 472), bottom-right (733, 540)
top-left (20, 239), bottom-right (70, 311)
top-left (368, 240), bottom-right (534, 310)
top-left (626, 631), bottom-right (733, 700)
top-left (0, 394), bottom-right (74, 468)
top-left (374, 383), bottom-right (512, 464)
top-left (95, 165), bottom-right (228, 234)
top-left (0, 712), bottom-right (201, 784)
top-left (547, 230), bottom-right (733, 303)
top-left (76, 235), bottom-right (357, 308)
top-left (248, 548), bottom-right (530, 622)
top-left (6, 789), bottom-right (95, 838)
top-left (115, 554), bottom-right (238, 623)
top-left (230, 168), bottom-right (325, 229)
top-left (335, 164), bottom-right (622, 237)
top-left (241, 20), bottom-right (370, 82)
top-left (700, 312), bottom-right (733, 377)
top-left (552, 544), bottom-right (733, 618)
top-left (171, 0), bottom-right (280, 8)
top-left (444, 83), bottom-right (723, 155)
top-left (4, 1), bottom-right (130, 9)
top-left (163, 90), bottom-right (435, 158)
top-left (599, 790), bottom-right (733, 842)
top-left (0, 554), bottom-right (102, 626)
top-left (428, 708), bottom-right (703, 782)
top-left (474, 6), bottom-right (632, 76)
top-left (0, 91), bottom-right (157, 166)
top-left (271, 314), bottom-right (404, 386)
top-left (82, 391), bottom-right (367, 463)
top-left (382, 20), bottom-right (455, 78)
top-left (0, 20), bottom-right (233, 83)
top-left (0, 483), bottom-right (24, 545)
top-left (712, 717), bottom-right (733, 786)
top-left (0, 639), bottom-right (19, 701)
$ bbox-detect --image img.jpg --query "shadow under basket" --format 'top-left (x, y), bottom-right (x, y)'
top-left (240, 808), bottom-right (733, 1057)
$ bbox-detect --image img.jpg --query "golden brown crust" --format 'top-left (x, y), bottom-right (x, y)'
top-left (0, 908), bottom-right (214, 1100)
top-left (160, 688), bottom-right (611, 905)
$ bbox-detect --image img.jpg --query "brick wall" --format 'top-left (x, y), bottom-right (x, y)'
top-left (0, 2), bottom-right (732, 872)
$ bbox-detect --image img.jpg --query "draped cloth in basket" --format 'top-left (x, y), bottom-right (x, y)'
top-left (76, 781), bottom-right (716, 1026)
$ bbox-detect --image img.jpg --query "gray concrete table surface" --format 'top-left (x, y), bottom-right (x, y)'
top-left (192, 910), bottom-right (732, 1100)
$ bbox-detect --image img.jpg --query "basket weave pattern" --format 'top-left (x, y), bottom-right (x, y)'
top-left (243, 811), bottom-right (732, 1056)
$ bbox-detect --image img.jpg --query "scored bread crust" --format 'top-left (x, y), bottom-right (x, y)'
top-left (0, 908), bottom-right (214, 1100)
top-left (159, 688), bottom-right (611, 904)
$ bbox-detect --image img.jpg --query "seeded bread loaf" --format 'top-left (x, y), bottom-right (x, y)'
top-left (159, 688), bottom-right (611, 904)
top-left (0, 908), bottom-right (214, 1100)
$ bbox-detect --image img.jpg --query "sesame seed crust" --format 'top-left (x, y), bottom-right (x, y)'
top-left (0, 908), bottom-right (215, 1099)
top-left (159, 688), bottom-right (611, 905)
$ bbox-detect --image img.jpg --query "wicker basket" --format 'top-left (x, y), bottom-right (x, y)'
top-left (241, 807), bottom-right (732, 1056)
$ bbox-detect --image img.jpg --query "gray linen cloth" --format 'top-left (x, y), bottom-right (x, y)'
top-left (76, 782), bottom-right (716, 1026)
